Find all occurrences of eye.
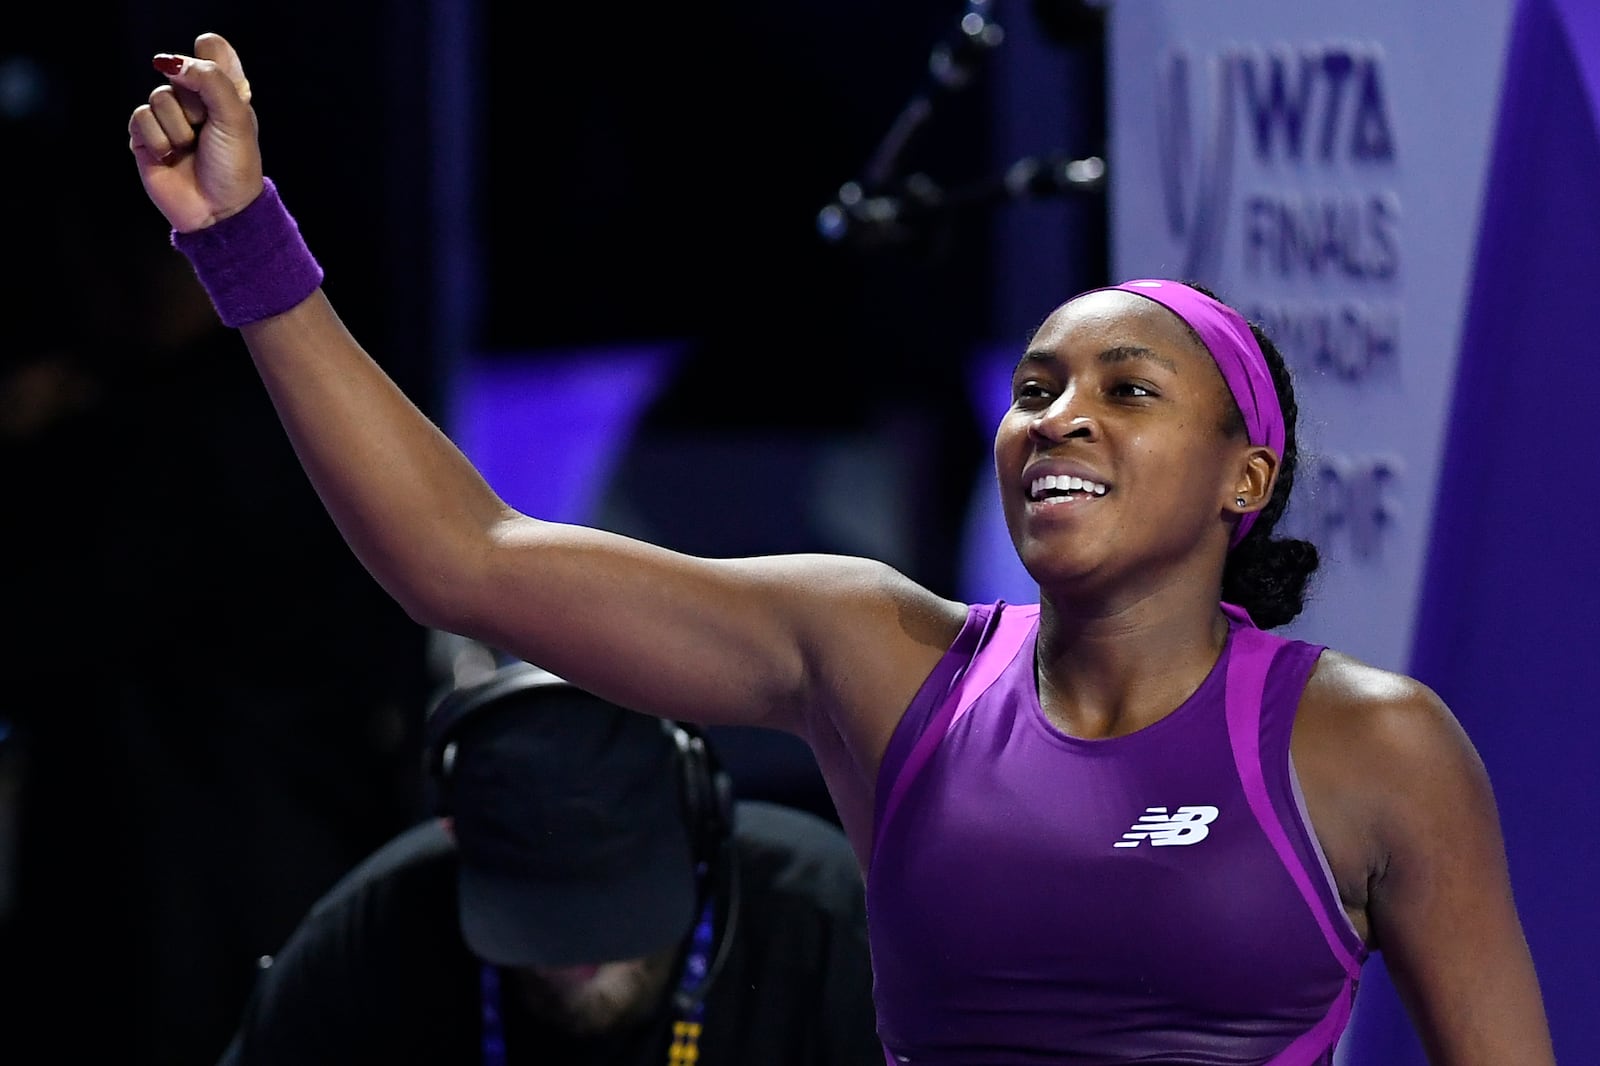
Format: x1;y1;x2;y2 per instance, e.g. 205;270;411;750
1108;379;1157;400
1011;378;1055;407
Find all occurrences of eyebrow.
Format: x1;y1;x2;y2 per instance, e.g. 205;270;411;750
1014;344;1179;374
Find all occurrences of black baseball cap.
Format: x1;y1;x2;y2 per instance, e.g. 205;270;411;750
431;665;698;969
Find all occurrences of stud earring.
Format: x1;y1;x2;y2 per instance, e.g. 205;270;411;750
1235;496;1248;508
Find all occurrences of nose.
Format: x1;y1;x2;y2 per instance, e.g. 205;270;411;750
1028;388;1098;445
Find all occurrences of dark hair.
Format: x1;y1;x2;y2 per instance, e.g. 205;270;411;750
1183;283;1320;629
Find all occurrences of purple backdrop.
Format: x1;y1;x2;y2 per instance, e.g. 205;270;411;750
1395;1;1600;1061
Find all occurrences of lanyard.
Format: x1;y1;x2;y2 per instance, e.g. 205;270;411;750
480;962;508;1066
668;897;716;1064
480;895;718;1066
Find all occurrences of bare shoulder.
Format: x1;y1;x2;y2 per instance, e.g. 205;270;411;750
1300;648;1467;754
799;553;971;733
757;554;970;867
763;551;969;655
1295;649;1496;858
742;551;968;732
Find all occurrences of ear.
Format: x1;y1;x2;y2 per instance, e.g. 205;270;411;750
1230;446;1280;515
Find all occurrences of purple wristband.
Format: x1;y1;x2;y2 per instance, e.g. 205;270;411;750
170;177;324;328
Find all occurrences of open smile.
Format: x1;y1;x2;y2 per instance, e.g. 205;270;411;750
1028;474;1109;504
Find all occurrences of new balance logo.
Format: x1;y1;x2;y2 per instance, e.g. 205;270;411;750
1114;805;1220;848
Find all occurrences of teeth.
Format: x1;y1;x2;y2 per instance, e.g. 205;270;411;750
1030;474;1109;500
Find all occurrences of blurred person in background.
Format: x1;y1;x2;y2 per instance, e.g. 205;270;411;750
217;661;879;1065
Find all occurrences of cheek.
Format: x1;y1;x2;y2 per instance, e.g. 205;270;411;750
1125;426;1213;499
1147;426;1237;499
993;414;1027;465
1143;418;1212;460
1123;427;1169;468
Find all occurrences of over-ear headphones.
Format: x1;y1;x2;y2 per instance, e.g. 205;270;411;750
660;716;736;874
423;662;736;873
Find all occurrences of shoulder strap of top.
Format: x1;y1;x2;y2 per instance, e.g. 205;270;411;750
871;601;1016;861
1224;624;1362;980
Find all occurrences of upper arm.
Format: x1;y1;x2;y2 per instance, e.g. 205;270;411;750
454;514;965;746
1346;674;1554;1064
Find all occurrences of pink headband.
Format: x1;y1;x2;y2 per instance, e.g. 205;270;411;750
1078;279;1285;546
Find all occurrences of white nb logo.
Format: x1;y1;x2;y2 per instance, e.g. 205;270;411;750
1113;805;1219;848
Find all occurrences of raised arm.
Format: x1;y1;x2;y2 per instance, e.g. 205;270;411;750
126;34;964;754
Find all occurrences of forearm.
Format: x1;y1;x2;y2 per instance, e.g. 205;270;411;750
242;290;513;629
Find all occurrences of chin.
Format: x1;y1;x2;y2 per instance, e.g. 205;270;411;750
1016;534;1096;580
513;954;675;1036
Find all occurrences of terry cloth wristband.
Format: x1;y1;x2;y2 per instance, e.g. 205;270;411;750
170;177;324;328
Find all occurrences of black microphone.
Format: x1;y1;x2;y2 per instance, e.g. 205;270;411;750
816;173;947;249
817;154;1105;248
1002;152;1107;199
854;0;1007;195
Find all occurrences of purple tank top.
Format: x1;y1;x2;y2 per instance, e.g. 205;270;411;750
868;602;1367;1065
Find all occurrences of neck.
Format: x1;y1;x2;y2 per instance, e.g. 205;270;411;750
1033;588;1232;739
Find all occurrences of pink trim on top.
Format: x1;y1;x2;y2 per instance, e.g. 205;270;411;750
1261;981;1355;1066
1224;624;1362;981
871;604;1036;867
1289;758;1366;953
950;603;1040;729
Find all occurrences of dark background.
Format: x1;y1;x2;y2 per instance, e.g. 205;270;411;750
0;2;1106;1062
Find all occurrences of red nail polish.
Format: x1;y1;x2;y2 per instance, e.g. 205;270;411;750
152;55;184;76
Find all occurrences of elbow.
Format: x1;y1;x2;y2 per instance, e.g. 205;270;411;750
377;511;532;644
392;567;482;637
398;591;460;635
386;534;508;641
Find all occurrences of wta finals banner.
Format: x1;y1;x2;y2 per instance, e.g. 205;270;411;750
1107;0;1513;671
1111;3;1600;1062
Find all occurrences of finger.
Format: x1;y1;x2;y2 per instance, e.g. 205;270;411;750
150;49;251;130
193;32;252;105
129;102;181;166
148;56;206;126
172;84;207;127
129;107;164;167
146;85;200;152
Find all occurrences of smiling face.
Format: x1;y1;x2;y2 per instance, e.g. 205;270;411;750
994;289;1262;601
